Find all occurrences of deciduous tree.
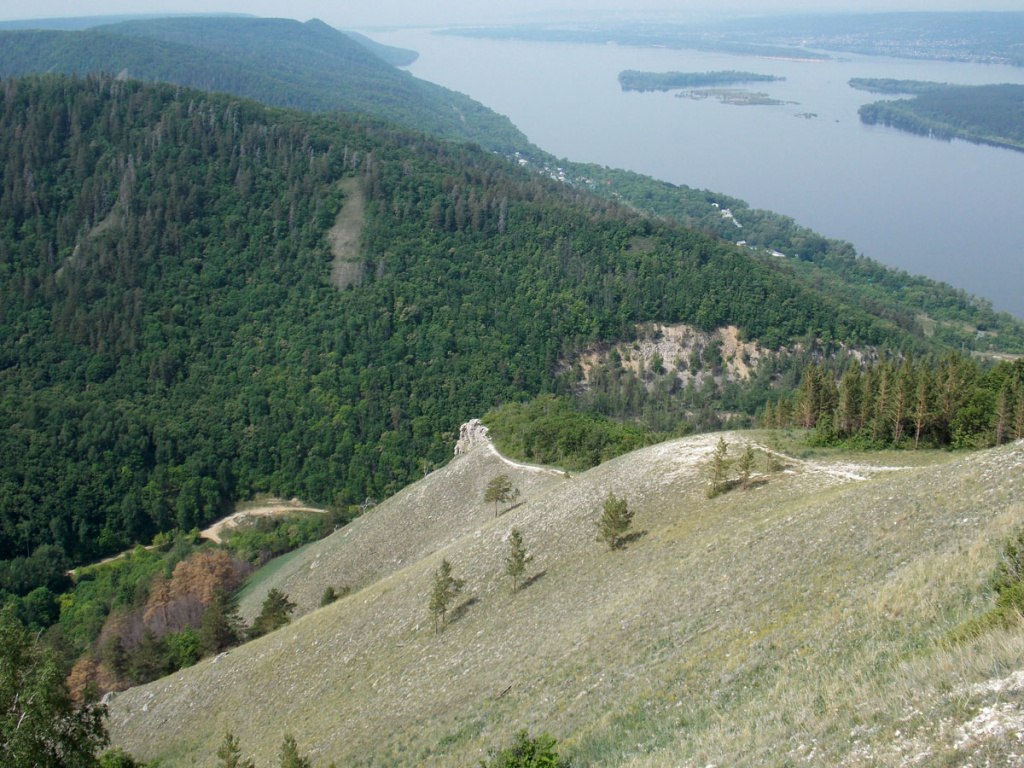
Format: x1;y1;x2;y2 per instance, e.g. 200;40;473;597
0;604;109;768
480;729;569;768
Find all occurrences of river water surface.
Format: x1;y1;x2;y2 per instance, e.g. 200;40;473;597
373;28;1024;319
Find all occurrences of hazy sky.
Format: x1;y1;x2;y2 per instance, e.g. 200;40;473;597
2;0;1023;27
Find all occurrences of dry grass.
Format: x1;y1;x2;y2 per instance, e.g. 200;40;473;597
107;435;1024;767
328;178;365;291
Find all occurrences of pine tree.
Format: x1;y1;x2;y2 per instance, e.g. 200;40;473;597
836;366;862;438
872;360;894;443
775;397;793;429
320;586;350;606
859;363;878;435
738;444;755;489
504;528;532;594
994;382;1013;446
890;360;916;445
278;734;312;768
706;436;730;497
596;492;634;550
199;588;244;656
249;589;296;640
797;364;822;430
129;629;171;685
1013;383;1024;441
484;474;518;517
428;559;465;634
912;365;934;449
216;732;255;768
935;353;974;445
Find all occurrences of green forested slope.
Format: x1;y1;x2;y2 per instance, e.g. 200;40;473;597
0;29;285;98
340;29;418;67
564;161;1024;349
0;74;928;574
1;16;1017;345
0;17;527;153
859;82;1024;153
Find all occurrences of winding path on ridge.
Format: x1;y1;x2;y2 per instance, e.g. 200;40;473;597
483;440;568;476
71;433;912;575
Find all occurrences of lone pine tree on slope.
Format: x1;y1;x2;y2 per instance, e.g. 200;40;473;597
484;474;519;517
428;558;465;634
504;527;533;593
248;588;296;639
216;732;255;768
706;435;730;497
596;492;634;550
738;444;755;489
279;734;314;768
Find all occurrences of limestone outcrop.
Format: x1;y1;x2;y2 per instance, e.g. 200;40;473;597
454;419;489;455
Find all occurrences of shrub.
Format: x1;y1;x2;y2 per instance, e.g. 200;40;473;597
480;729;569;768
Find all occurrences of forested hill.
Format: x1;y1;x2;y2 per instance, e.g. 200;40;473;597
858;83;1024;154
2;17;1020;346
0;17;526;153
0;74;931;576
340;29;418;67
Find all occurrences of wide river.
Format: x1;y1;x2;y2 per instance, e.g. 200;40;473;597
372;28;1024;320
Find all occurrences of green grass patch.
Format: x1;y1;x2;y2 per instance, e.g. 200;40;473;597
235;542;319;605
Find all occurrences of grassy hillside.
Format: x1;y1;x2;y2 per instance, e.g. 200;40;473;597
236;443;568;623
0;17;528;153
107;434;1024;766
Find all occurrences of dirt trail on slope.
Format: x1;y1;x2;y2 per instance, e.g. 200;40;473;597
647;432;914;484
328;177;365;290
70;500;329;574
200;498;327;544
484;441;568;476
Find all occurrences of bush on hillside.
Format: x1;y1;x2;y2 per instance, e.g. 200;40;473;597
949;527;1024;642
480;730;570;768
